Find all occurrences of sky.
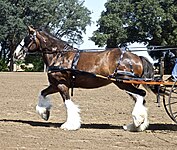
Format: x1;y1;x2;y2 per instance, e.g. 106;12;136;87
79;0;107;49
79;0;154;63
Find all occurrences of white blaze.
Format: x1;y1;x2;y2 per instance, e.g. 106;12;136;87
14;39;25;57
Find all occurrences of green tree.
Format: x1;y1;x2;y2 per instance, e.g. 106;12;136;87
91;0;130;48
0;59;8;71
0;0;91;71
91;0;177;50
24;54;44;72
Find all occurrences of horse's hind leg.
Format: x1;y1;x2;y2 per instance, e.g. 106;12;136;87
123;92;149;132
114;83;149;131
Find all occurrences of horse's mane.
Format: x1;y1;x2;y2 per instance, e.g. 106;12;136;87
40;29;73;49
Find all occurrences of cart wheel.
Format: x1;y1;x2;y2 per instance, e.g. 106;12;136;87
161;86;175;122
167;81;177;123
163;95;176;123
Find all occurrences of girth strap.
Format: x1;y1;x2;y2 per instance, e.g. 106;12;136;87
70;50;81;96
71;50;80;69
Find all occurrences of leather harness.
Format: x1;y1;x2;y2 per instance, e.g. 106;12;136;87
48;49;137;96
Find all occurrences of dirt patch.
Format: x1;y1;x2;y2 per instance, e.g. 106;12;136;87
0;72;177;149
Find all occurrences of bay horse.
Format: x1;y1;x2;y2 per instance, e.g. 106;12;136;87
14;26;154;132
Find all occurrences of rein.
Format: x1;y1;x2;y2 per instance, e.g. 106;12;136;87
41;48;107;54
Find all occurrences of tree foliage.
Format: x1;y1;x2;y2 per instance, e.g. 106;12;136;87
0;0;91;71
24;54;44;72
91;0;177;51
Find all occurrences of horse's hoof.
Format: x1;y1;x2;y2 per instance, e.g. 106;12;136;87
42;110;50;121
60;122;80;131
123;125;128;131
36;105;50;121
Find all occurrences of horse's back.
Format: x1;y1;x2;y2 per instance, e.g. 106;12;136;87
76;48;121;76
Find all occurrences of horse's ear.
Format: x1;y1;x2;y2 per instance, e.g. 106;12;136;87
28;26;36;34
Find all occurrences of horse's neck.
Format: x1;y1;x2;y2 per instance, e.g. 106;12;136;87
40;39;64;66
42;52;73;68
42;53;56;66
39;32;74;67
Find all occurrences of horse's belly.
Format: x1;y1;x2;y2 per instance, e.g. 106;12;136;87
74;76;112;89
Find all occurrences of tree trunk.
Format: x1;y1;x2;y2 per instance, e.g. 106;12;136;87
9;43;15;72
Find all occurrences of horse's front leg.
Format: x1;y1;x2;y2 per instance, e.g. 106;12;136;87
58;84;81;130
36;85;58;121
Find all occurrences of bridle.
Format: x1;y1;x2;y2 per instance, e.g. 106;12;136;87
27;31;40;51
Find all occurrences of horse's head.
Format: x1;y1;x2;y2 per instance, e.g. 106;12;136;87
14;26;41;59
14;26;75;60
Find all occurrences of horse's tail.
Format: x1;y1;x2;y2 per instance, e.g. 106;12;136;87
140;56;156;93
140;56;154;79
